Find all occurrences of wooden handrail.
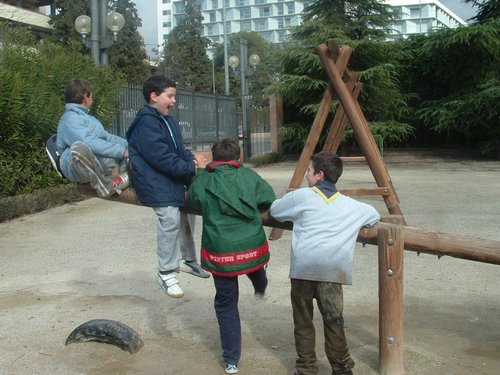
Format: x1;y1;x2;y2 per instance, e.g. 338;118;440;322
78;184;500;266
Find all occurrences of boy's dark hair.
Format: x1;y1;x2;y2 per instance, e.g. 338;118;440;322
211;138;240;162
142;75;176;102
310;152;343;183
64;79;92;104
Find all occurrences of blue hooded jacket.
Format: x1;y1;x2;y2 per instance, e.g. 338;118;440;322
126;105;196;207
56;103;127;182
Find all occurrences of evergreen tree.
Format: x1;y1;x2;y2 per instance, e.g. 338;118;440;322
49;0;89;45
213;32;273;103
400;20;500;156
108;0;150;83
267;0;413;153
464;0;500;23
159;0;212;92
302;0;397;40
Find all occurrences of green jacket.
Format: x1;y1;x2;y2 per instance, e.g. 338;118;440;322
187;161;276;277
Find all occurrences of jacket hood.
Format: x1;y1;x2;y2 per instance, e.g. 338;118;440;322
205;162;256;219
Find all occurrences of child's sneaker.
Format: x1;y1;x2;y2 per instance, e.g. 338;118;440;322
158;272;184;298
179;260;210;278
112;172;130;194
224;363;239;374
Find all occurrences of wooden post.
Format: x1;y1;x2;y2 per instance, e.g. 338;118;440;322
322;78;361;154
269;94;283;156
269;42;352;240
316;43;405;222
378;217;405;375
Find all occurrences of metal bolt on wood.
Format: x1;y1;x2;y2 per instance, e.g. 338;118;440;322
387;337;396;345
387;238;394;245
387;268;394;276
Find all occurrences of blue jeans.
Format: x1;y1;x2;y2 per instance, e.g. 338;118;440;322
213;267;267;364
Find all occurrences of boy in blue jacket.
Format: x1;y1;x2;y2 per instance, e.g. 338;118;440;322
126;75;209;298
56;79;129;198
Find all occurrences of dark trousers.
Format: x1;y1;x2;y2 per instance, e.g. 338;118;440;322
213;267;268;364
291;279;355;375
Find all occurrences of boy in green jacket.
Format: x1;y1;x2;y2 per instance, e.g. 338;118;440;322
188;138;276;374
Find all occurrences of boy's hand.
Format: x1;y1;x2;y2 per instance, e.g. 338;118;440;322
194;153;207;169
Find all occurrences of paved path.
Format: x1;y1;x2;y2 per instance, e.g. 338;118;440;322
1;151;499;374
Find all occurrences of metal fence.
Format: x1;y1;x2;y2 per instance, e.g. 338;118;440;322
112;83;271;155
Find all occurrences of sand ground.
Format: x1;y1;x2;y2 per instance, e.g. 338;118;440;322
1;150;499;375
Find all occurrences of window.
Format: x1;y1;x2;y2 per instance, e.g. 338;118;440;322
237;0;246;6
277;4;283;16
163;34;169;40
240;7;251;19
278;18;284;28
410;6;421;18
209;11;216;22
287;3;295;14
207;25;214;36
260;6;270;17
162;0;170;3
162;10;171;16
255;19;266;31
176;3;185;13
163;22;172;28
261;31;272;42
240;20;251;31
211;0;218;9
256;0;266;4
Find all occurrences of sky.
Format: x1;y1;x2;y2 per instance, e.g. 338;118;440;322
440;0;479;22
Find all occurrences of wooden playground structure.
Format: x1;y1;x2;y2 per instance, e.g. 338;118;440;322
76;40;500;375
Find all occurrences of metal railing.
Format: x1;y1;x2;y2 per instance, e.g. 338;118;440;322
112;83;271;156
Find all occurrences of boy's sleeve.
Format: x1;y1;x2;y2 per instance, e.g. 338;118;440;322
187;174;203;210
361;203;381;228
269;192;295;222
255;176;276;210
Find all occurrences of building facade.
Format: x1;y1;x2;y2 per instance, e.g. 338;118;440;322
0;0;53;33
143;0;467;57
383;0;466;39
150;0;309;53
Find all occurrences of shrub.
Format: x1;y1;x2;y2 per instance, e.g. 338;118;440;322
0;23;125;198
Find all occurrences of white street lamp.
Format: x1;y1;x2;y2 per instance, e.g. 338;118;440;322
74;15;91;42
74;0;125;65
105;11;125;41
229;39;260;162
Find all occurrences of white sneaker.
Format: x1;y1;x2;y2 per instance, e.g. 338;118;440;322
158;272;184;298
224;363;239;374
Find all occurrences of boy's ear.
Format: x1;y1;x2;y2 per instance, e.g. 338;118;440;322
150;92;158;103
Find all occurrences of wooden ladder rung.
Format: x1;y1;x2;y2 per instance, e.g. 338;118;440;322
340;187;392;196
340;156;366;162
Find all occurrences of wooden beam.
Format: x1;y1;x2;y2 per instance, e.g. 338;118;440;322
77;186;500;265
316;43;406;223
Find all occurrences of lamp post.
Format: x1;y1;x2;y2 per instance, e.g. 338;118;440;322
74;0;125;65
229;39;260;162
